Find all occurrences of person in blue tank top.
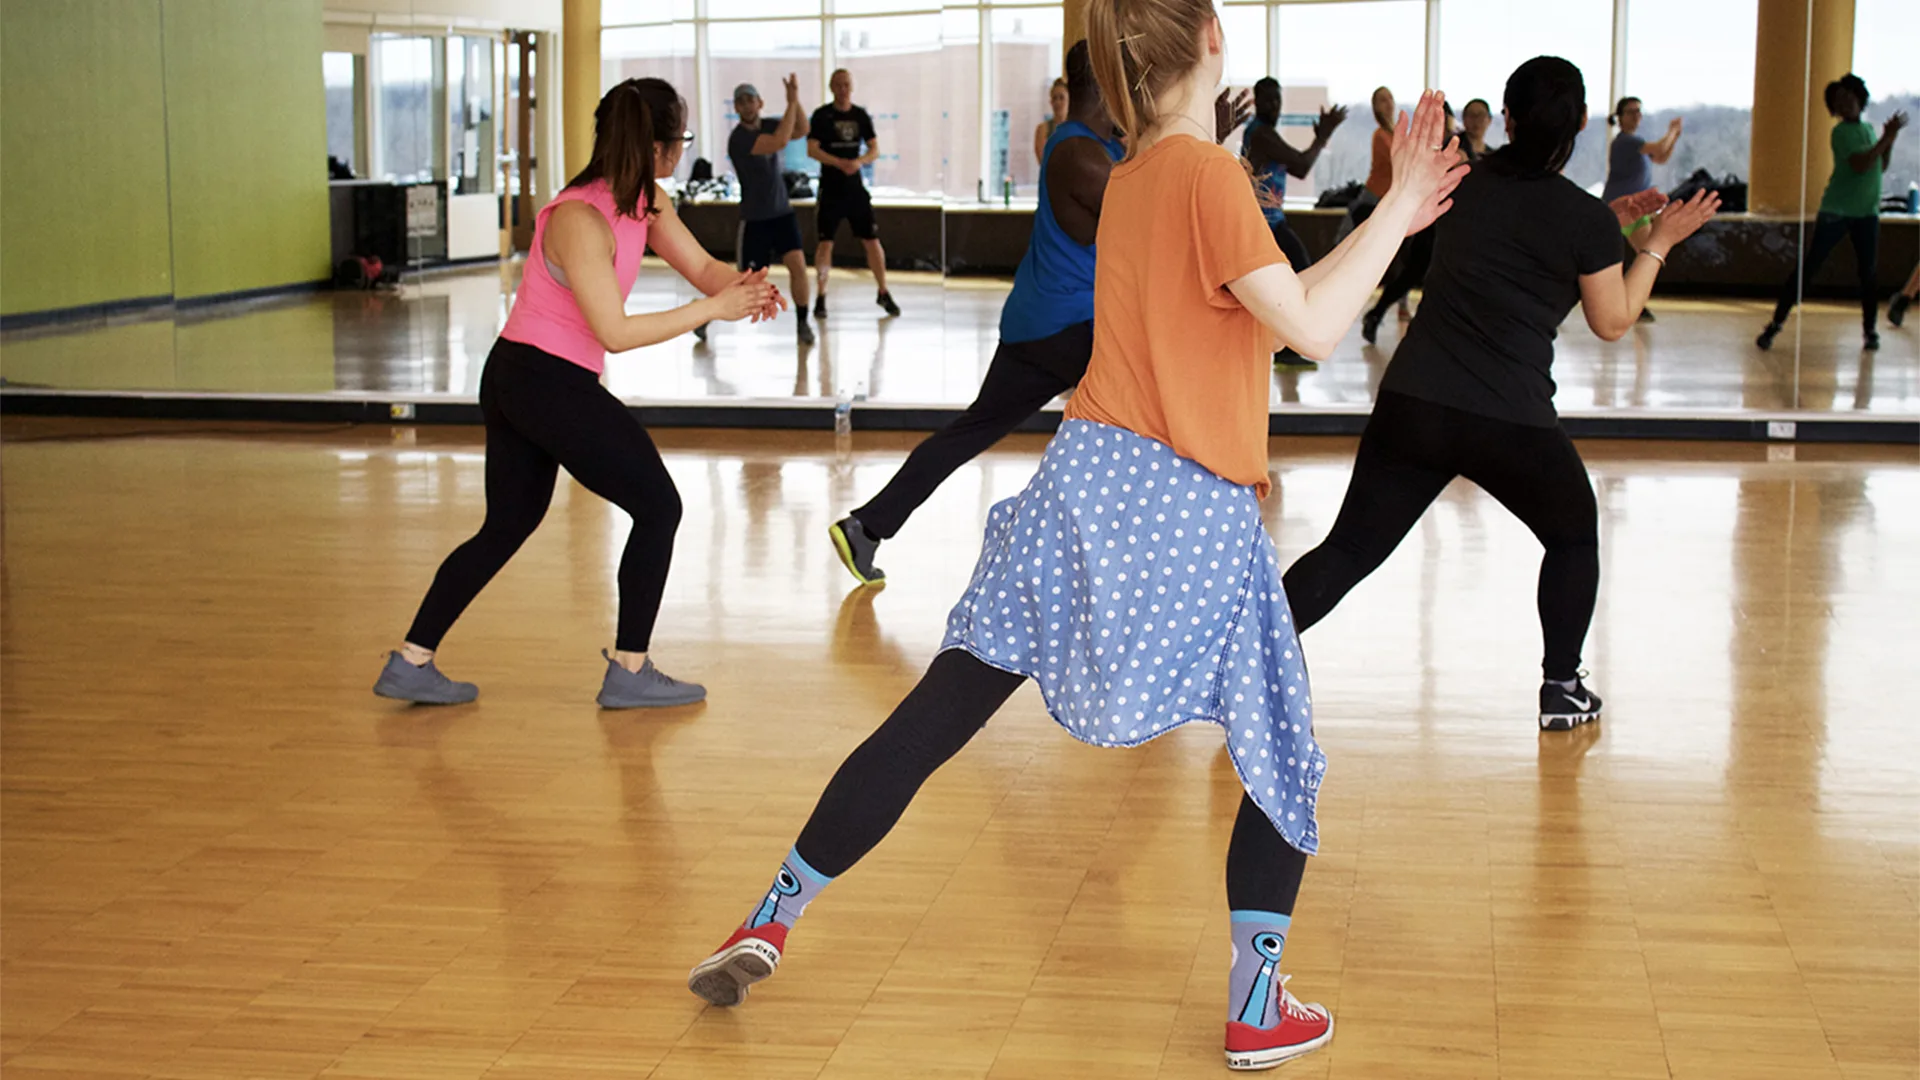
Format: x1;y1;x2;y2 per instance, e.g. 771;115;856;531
1241;78;1345;369
827;42;1251;584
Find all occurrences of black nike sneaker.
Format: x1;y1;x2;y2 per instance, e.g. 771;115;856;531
814;295;827;319
1539;676;1603;731
877;291;901;317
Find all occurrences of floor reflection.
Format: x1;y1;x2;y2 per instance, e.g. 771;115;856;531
4;262;1915;415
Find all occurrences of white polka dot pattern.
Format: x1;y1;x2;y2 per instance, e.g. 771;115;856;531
940;420;1326;855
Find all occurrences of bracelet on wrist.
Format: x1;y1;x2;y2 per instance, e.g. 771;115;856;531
1643;249;1668;268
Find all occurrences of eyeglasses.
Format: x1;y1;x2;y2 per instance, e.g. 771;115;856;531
680;131;695;147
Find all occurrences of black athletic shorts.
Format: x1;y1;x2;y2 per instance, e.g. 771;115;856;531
737;212;804;270
817;189;878;242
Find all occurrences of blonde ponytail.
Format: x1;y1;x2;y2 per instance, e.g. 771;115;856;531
1085;0;1216;159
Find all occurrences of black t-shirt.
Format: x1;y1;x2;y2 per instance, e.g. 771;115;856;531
808;104;876;199
1380;163;1622;427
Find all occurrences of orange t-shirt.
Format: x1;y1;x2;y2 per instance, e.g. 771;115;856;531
1365;126;1393;196
1065;135;1286;497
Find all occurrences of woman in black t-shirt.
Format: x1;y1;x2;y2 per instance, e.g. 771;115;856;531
1281;56;1719;731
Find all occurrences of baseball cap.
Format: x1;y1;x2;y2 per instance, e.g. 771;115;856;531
732;83;759;103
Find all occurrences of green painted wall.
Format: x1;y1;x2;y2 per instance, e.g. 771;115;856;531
0;0;174;316
161;0;329;300
0;0;329;317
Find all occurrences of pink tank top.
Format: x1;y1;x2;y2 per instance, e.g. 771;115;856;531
500;179;650;374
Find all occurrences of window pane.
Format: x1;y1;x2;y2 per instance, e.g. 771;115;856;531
1622;0;1756;193
1220;4;1266;88
834;0;938;14
1277;1;1425;201
374;35;438;183
603;25;698;179
1854;0;1920;198
1440;0;1613;190
710;20;823;183
990;6;1062;197
450;36;496;194
710;0;819;17
324;52;358;176
604;0;692;24
833;15;943;196
943;10;981;200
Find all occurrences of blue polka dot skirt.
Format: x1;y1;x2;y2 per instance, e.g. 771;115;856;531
940;420;1327;856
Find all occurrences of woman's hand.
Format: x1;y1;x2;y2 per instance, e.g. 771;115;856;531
1646;188;1721;254
1391;91;1470;235
710;269;785;323
1609;187;1669;229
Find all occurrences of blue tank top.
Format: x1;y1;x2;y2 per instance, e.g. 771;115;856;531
998;120;1126;344
1245;116;1288;225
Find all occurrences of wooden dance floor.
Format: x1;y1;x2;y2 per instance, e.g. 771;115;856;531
2;419;1915;1079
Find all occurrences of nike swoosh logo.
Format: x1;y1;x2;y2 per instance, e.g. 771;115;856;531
1565;694;1593;711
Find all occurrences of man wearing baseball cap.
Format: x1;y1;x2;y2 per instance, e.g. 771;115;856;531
728;75;813;344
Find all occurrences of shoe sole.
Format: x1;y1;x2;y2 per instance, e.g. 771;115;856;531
1539;709;1601;731
1225;1018;1334;1070
372;680;476;705
828;523;884;586
597;691;707;709
687;937;781;1008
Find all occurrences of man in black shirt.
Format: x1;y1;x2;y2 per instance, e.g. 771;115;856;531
807;68;900;318
728;76;813;344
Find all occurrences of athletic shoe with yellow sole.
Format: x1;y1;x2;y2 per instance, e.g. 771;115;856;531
829;515;886;585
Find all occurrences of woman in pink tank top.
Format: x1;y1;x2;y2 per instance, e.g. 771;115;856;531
375;78;786;710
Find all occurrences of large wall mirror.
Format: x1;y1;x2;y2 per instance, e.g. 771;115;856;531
0;0;1913;439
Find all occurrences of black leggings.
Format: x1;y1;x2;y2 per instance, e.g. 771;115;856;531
1269;217;1313;272
1772;213;1880;329
1282;391;1599;681
1367;228;1436;323
854;321;1092;539
794;649;1307;914
406;340;682;653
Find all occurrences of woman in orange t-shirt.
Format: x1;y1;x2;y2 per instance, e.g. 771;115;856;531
689;1;1464;1067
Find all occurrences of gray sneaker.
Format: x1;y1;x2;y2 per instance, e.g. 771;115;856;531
373;651;478;704
828;515;886;585
597;650;707;708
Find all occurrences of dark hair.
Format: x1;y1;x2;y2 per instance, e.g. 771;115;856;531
1609;95;1640;126
1488;56;1586;176
1064;40;1098;109
1824;73;1868;115
1463;97;1492;119
568;78;684;219
1254;76;1280;97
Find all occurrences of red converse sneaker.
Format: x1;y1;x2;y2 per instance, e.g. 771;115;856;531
1224;975;1333;1070
687;923;787;1007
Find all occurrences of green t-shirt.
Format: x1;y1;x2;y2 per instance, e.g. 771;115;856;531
1820;120;1882;217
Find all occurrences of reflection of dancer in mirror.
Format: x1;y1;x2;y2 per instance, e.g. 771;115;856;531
1889;262;1919;328
1603;96;1682;323
1459;97;1493;160
1242;77;1346;370
690;2;1470;1072
808;69;900;319
373;78;783;709
1757;75;1906;353
1035;76;1069;165
1281;57;1719;734
728;75;814;345
1361;100;1460;346
826;43;1249;585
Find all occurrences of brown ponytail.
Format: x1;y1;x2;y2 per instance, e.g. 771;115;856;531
1086;0;1215;159
569;77;684;219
